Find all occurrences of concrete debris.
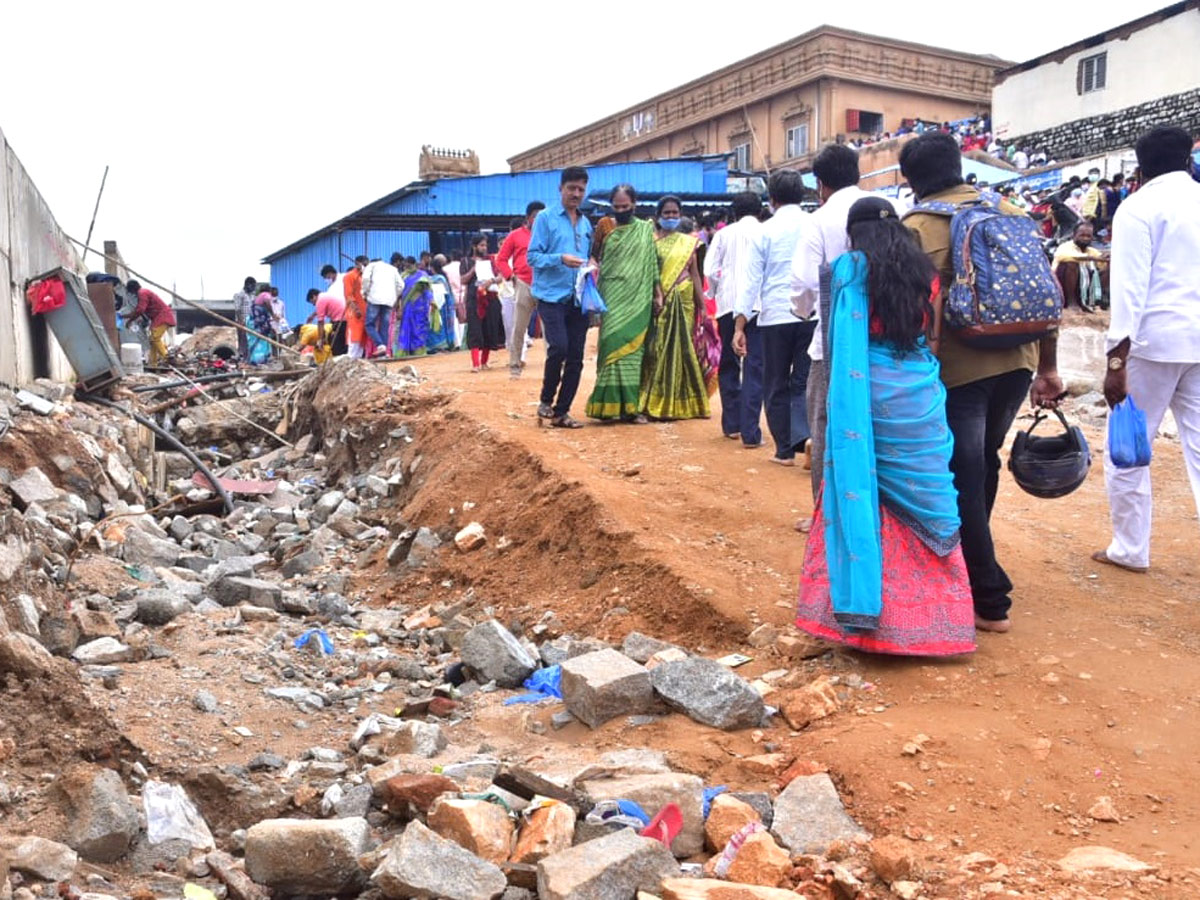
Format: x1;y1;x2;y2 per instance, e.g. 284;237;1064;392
372;820;508;900
72;636;134;665
560;648;653;728
461;619;537;688
428;796;515;864
244;817;371;895
770;773;869;853
538;827;679;900
649;657;765;730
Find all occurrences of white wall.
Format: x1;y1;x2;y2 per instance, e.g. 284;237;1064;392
1;126;80;386
992;8;1200;138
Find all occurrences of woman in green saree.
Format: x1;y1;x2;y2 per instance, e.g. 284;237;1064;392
585;184;661;422
640;195;711;420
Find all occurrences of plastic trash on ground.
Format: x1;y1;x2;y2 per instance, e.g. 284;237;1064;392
502;664;563;705
144;780;215;849
294;628;335;654
713;821;766;877
702;785;728;819
585;798;651;830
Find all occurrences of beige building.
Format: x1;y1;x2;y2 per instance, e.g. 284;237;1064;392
508;26;1006;173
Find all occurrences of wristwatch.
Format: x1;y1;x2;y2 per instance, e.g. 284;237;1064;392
1108;356;1125;371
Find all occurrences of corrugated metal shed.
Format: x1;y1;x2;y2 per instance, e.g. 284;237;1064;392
264;156;728;323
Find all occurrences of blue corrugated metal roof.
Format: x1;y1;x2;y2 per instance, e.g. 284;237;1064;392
262;156;729;263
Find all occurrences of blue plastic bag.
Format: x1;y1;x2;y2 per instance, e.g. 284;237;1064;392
294;628;335;655
1108;396;1152;469
502;665;562;705
578;270;608;315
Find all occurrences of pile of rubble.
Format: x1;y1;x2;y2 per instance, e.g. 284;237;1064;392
0;361;1174;900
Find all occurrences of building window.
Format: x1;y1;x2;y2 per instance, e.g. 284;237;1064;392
785;124;809;159
1078;52;1107;94
731;141;751;171
845;109;884;135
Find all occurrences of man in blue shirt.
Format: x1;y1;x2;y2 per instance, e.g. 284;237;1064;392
528;166;594;428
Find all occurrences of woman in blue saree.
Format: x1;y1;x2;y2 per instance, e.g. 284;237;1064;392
795;197;974;656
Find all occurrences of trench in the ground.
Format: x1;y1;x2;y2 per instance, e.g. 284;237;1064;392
296;383;743;650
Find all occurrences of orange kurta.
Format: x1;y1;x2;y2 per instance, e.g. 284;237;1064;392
343;268;367;345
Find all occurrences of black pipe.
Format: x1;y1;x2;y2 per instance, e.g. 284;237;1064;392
79;394;235;516
130;369;312;393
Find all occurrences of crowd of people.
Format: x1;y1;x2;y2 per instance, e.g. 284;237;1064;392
219;124;1198;663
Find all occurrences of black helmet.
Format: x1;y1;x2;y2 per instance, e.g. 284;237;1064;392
1009;408;1091;499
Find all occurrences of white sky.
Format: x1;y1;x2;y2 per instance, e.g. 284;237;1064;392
0;0;1167;299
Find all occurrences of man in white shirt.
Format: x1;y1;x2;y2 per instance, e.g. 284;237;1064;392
790;143;882;497
1096;126;1200;574
360;253;405;357
704;191;764;446
732;170;813;466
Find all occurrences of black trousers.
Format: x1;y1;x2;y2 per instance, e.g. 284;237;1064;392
760;319;816;460
944;368;1032;621
538;300;589;417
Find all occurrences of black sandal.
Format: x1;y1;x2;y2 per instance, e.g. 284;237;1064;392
551;415;583;429
537;403;554;419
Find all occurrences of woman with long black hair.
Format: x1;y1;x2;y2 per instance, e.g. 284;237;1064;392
794;196;975;656
461;235;506;371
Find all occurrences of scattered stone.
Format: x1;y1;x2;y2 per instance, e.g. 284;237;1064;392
870;835;918;884
168;516;194;542
620;632;681;664
775;634;828;660
135;590;192;626
211;576;281;609
193;690;218;714
381;773;460;814
660;879;799;900
207;849;270;900
891;881;922;900
244;817;370;895
53;765;139;863
537;827;679;900
10;467;60;507
581;772;704;857
511;802;576;864
383;720;448;758
724;831;792;888
1087;796;1121;822
124;528;182;569
13;593;40;636
770;774;868;853
461;619;538;688
730;792;774;830
645;647;689;669
265;685;325;708
777;675;841;730
650;657;764;731
738;754;792;777
705;794;761;852
561;648;653;728
72;637;133;665
746;623;779;648
406;527;443;568
372;820;507;900
550;711;576;730
1057;845;1155;874
313;491;346;522
248;753;286;772
1;834;79;881
428;796;515;864
454;522;487;552
333;784;373;819
282;550;322;578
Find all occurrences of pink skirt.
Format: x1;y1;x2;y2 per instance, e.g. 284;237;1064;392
796;503;976;656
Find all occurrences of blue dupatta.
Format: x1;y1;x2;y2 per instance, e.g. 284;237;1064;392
823;251;961;631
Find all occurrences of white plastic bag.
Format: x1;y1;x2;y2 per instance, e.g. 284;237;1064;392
143;780;215;849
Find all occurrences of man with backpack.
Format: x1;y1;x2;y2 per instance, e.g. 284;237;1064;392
900;133;1064;635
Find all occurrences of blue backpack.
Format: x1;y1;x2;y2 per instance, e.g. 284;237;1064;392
907;191;1062;349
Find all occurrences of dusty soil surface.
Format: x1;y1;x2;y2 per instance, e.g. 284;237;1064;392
366;336;1200;878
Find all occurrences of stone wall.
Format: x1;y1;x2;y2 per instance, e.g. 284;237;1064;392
1007;88;1200;162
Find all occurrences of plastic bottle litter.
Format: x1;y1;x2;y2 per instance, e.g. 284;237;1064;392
143;780;215;849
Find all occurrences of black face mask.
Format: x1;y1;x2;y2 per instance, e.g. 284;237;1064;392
613;209;635;225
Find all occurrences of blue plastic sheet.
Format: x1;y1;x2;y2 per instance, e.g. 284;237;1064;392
502;665;562;705
578;271;608;315
702;785;728;819
1108;396;1152;469
294;628;335;655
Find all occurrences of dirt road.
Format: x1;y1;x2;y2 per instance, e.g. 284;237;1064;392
390;336;1200;875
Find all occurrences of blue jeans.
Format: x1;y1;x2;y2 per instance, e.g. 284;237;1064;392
761;319;815;460
717;313;763;445
944;368;1032;621
365;303;390;349
538;300;589;417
